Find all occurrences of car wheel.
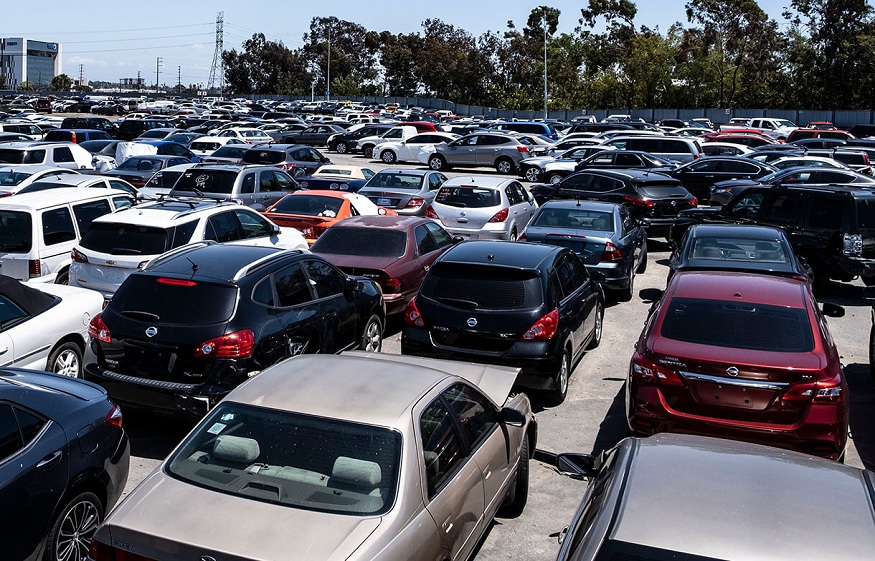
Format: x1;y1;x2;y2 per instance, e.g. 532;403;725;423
869;323;875;380
509;227;518;241
636;239;648;273
359;314;383;352
618;268;634;302
587;300;604;350
336;142;349;154
43;491;104;561
499;433;529;518
547;172;564;185
362;145;374;159
428;155;447;171
495;157;515;175
524;166;542;182
381;150;397;164
547;348;570;405
55;269;69;285
48;342;82;378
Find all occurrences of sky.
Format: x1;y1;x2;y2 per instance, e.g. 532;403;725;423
1;0;795;87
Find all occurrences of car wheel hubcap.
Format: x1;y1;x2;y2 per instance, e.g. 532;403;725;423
558;354;568;394
525;168;540;181
549;175;562;185
56;501;99;561
595;307;603;341
54;350;79;377
365;321;381;351
498;161;511;173
382;152;394;163
337;144;347;153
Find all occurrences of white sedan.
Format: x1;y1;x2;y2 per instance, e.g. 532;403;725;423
373;132;459;164
0;277;103;377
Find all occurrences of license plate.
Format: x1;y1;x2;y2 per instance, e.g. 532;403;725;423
377;198;392;206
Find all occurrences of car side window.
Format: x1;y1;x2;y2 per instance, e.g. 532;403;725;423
761;194;801;226
240;173;256;194
170;220;198;249
53;147;74;163
72;199;112;234
274;263;312;307
0;404;22;460
565;449;619;559
41;207;76;245
691;160;720;172
727;192;765;218
425;222;453;248
420;399;465;497
112;195;135;209
721;160;759;174
274;172;297;192
620;207;634;233
568;252;589;283
505;185;523;205
806;196;844;229
616;153;641;166
563;174;592;190
442;384;498;450
428;173;446;190
109;180;136;196
555;256;579;298
259;170;277;192
235;209;273;239
205;211;243;242
414;224;438;256
252;277;275;307
304;259;346;299
0;294;28;328
15;408;45;445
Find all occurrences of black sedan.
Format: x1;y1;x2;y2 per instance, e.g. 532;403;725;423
661;156;776;202
0;370;129;561
668;223;808;280
573;150;676;173
520;200;647;301
709;166;875;206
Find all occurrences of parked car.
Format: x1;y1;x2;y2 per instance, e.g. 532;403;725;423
553;433;875;561
138;163;196;197
419;132;533;174
518;146;612;183
201;144;251;165
162;131;204;146
280;124;348;146
0;142;96;170
628;270;847;459
402;240;604;403
488;120;560;141
599;135;703;163
88;352;535;561
661;156;777;202
358;169;448;216
786;128;855;143
116;118;175;141
700;141;752;156
241;143;331;177
0;368;129;561
14;173;138;197
357;123;441;158
372;132;459;164
769;155;851;171
69;199;307;298
43;129;112;144
60;116;119;137
170;164;301;210
263;191;397;244
520;200;647;301
135;140;200;162
85;244;385;416
326;123;394;154
189;136;247;157
0;165;79;196
573;150;677;173
103;155;192;188
0;188;135;284
312;215;456;314
708;166;875;206
215;127;275;145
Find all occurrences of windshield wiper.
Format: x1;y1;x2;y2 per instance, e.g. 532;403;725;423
435;297;479;309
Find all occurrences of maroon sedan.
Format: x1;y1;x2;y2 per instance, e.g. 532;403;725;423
627;271;848;460
310;215;456;314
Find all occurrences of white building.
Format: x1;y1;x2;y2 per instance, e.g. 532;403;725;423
0;38;62;89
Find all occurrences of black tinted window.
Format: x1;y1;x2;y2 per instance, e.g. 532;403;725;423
42;207;76;245
206;212;243;243
174;170;238;194
15;408;46;445
421;399;465;497
857;199;875;229
110;276;237;324
0;211;32;253
415;225;437;255
79;223;169;255
311;227;406;258
435;186;501;208
275;263;312;307
423;263;541;310
305;260;345;299
0;294;28;327
243;150;284;165
53;147;74;163
807;197;844;229
0;405;22;460
442;384;497;449
72;199;112;234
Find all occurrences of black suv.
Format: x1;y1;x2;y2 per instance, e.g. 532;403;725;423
85;243;385;416
669;185;875;291
240;143;330;177
116;118;174;141
60;116;119;138
327;123;393;154
401;240;604;404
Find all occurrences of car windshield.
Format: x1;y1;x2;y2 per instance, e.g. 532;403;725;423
0;170;33;186
365;172;424;190
166;402;401;516
173;170;238;194
690;237;790;264
0;211;32;252
660;297;814;352
271;195;343;217
118;158;161;172
109;275;237;324
312;227;407;258
79;223;176;256
435;186;501;208
532;208;614;232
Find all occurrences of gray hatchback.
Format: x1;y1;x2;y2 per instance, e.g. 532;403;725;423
419;132;532;174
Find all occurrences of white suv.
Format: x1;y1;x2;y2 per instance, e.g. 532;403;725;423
68;198;308;297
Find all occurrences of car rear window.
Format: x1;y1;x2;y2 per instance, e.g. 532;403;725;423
532;208;614;232
173;170;238;194
636;182;689;198
660;297;814;352
365;172;424;190
422;262;541;310
0;149;43;164
311;227;406;258
0;170;34;187
435;186;501;208
242;150;284;165
78;223;192;255
271;195;343;217
210;146;249;158
191;141;221;152
110;275;237;324
0;211;32;252
166;402;401;516
691;237;789;264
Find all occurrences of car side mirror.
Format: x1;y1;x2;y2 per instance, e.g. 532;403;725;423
344;276;359;292
556;453;597;479
822;303;845;318
452;235;464;244
589;270;606;284
501;407;526;427
271;223;281;235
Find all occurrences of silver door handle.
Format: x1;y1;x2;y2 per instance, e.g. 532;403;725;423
37;450;62;469
443;517;453;533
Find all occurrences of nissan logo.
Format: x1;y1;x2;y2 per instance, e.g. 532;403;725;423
726;366;740;377
145;326;158;338
201;556;217;561
466;317;478;328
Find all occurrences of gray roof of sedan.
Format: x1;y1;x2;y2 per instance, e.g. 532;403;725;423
538;200;620;212
441;240;559;270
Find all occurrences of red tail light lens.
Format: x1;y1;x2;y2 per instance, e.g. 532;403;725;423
425;206;439;219
404;298;426;327
814;374;844;403
516;146;529;153
88;314;111;344
690;196;698;207
630;355;684;386
104;403;123;428
521;309;558;341
28;259;41;278
405;197;425;209
488;208;509;223
623;196;655;208
382;277;401;292
195;329;255;359
601;242;623;262
157;278;197;287
71;247;89;264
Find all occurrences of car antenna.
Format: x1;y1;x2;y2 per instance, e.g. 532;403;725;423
186;257;199;274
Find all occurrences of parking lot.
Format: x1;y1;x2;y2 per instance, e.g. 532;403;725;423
118;149;875;561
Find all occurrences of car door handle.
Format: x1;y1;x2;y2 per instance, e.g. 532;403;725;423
443;517;454;534
482;465;492;480
37;450;62;470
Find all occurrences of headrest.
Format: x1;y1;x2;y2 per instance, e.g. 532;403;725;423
212;435;260;464
331;456;381;487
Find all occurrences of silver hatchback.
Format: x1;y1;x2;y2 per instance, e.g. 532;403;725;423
419;132;532;174
426;176;538;240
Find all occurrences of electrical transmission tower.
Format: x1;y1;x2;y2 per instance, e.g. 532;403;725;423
207;11;224;94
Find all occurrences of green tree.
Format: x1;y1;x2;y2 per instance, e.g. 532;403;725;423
303;17;381;96
18;81;35;91
416;19;490;103
377;31;423;96
223;33;311;95
50;73;73;91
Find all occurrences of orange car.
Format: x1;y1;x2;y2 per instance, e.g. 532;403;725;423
263;191;397;243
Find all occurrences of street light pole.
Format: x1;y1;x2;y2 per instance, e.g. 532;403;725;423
326;26;331;101
543;14;548;120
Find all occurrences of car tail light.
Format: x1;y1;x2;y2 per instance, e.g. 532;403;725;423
28;259;41;278
425;206;440;219
89;538;157;561
516;146;529;153
623;196;655;208
157;277;197;287
278;162;296;172
381;277;401;292
195;329;255;359
630;355;684;386
404;298;426;327
0;192;12;198
312;225;328;239
521;309;558;341
813;374;844;404
843;233;862;256
104;403;123;428
405;197;425;209
601;242;623;262
689;196;698;207
488;208;509;223
71;247;89;264
302;227;314;238
88;314;111;344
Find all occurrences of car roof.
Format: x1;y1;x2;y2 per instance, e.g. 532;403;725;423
26;174;109;187
0;187;129;208
688;223;787;240
612;433;875;559
442;240;559;270
143;243;291;282
539;199;619;212
440;175;516;189
94;199;246;226
670;271;807;308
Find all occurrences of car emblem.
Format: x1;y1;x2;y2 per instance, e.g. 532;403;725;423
145;326;158;338
460;211;467;217
671;200;677;207
466;317;478;328
201;557;217;561
726;366;739;377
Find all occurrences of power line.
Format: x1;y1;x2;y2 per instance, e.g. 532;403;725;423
1;23;212;35
57;33;213;45
64;42;211;54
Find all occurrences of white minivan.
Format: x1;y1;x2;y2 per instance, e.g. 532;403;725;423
0;188;135;284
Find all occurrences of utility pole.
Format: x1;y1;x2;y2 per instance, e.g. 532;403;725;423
326;26;331;100
543;14;548;120
177;66;181;94
78;64;84;90
155;57;162;93
207;12;224;94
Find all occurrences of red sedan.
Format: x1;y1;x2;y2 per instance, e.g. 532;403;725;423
627;271;848;460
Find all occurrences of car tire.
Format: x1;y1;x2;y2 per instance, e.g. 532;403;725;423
381;150;397;164
509;227;518;241
587;301;604;350
524;166;542;182
359;314;383;352
336;142;349;154
499;433;529;518
54;269;69;285
362;145;374;159
547;172;564;185
547;348;570;405
636;239;648;273
495;157;515;175
47;342;83;378
428;155;447;171
43;491;104;561
618;269;634;302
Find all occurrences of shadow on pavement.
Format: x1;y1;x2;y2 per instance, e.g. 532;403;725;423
590;381;629;456
845;362;875;470
124;409;196;461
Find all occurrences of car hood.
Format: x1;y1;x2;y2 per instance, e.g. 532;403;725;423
101;471;383;561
